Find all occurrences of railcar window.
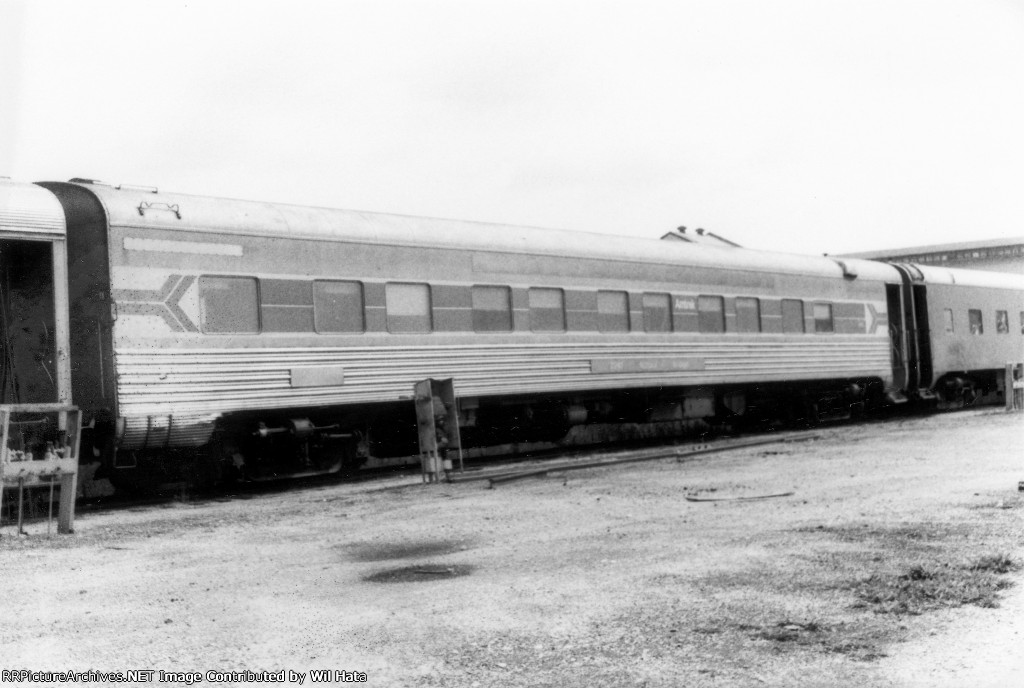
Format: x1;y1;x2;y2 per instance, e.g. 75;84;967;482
1020;311;1024;335
528;288;565;332
314;281;365;333
260;279;314;332
642;293;672;332
385;283;432;333
597;291;629;332
781;299;805;334
943;308;954;333
735;297;761;333
813;303;834;333
968;309;983;335
471;285;513;332
996;310;1009;334
697;295;725;333
198;276;259;334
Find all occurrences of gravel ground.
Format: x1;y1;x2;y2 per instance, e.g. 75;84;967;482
1;408;1021;687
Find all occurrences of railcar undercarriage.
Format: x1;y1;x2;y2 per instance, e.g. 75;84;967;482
85;376;887;493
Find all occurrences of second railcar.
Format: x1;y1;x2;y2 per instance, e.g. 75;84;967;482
905;265;1023;403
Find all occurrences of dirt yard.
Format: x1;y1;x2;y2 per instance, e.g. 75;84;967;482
1;409;1022;687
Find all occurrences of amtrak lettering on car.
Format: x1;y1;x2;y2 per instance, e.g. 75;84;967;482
591;358;707;374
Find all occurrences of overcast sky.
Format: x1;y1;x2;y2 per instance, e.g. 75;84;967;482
2;0;1023;255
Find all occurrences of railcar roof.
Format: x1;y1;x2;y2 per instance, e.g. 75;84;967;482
914;264;1024;290
62;181;901;283
1;179;66;237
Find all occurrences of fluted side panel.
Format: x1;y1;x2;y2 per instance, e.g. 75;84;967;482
114;340;890;448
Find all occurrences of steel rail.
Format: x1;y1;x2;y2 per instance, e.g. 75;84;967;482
442;432;822;488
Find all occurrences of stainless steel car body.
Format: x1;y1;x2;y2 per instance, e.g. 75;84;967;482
25;182;903;449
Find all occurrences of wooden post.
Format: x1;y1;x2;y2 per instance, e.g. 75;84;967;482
414;378;461;482
57;470;77;534
0;405;81;535
414;379;441;482
1007;364;1015;412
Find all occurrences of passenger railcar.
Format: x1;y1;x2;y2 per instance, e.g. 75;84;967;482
0;178;1021;488
903;265;1023;402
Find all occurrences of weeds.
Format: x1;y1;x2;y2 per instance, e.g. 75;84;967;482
746;620;887;661
855;555;1018;615
969;553;1019;574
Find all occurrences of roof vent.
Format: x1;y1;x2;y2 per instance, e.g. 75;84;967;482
660;228;741;248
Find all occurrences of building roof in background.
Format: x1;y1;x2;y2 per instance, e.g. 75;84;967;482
839;237;1024;260
837;236;1024;275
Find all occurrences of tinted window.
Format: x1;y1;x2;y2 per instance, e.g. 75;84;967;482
472;285;512;332
386;283;432;333
782;299;805;334
528;288;565;332
314;281;364;333
813;303;834;333
597;291;629;332
996;310;1009;334
199;276;259;333
260;279;314;332
697;295;725;333
642;293;672;332
969;309;983;335
943;308;954;333
735;297;761;333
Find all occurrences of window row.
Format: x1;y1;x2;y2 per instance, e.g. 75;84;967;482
199;278;565;335
943;308;1024;335
201;278;366;334
197;276;839;335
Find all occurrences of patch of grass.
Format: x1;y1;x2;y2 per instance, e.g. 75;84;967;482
744;619;888;662
754;620;822;643
968;553;1019;574
691;626;722;635
798;522;968;546
694;521;1023;668
968;496;1022;511
823;639;888;662
855;555;1018;615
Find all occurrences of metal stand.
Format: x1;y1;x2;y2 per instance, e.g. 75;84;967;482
0;404;82;535
414;378;463;483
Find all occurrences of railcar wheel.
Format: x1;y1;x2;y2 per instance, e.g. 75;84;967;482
338;435;367;473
